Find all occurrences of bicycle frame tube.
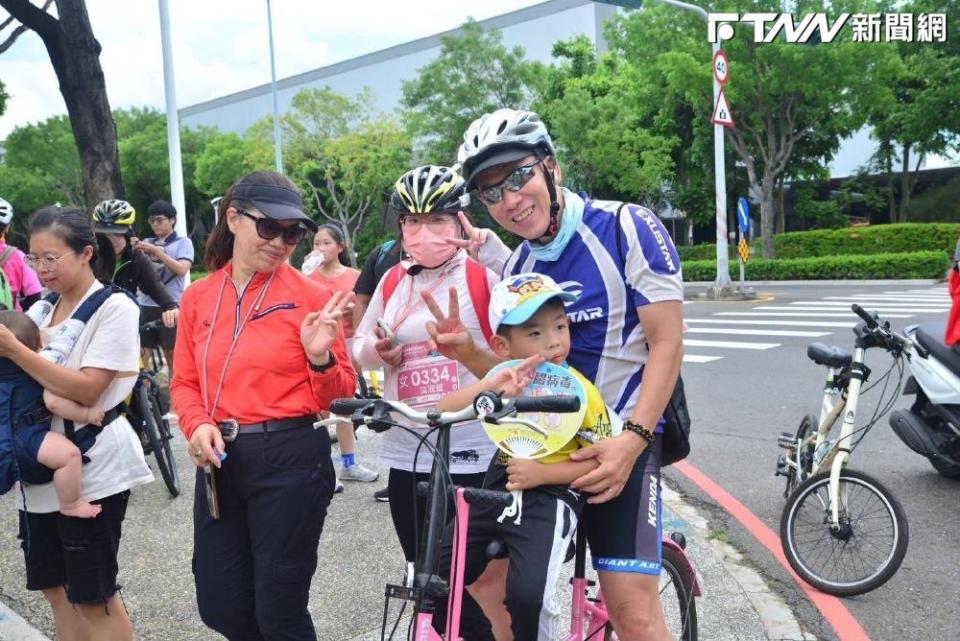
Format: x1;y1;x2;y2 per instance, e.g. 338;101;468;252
445;489;470;641
828;346;867;526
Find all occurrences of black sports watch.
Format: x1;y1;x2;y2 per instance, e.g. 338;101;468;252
623;421;656;446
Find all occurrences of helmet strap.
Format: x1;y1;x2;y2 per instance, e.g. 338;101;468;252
537;157;561;243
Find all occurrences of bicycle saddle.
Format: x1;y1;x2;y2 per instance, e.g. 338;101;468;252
806;342;852;369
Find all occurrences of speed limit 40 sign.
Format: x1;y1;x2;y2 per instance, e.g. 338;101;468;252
713;49;730;85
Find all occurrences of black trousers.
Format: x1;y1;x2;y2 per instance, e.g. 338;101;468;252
192;427;336;641
433;488;579;641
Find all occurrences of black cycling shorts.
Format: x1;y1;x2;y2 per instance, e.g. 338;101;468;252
583;439;662;574
140;305;176;350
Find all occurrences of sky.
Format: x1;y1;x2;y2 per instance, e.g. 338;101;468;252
0;0;544;139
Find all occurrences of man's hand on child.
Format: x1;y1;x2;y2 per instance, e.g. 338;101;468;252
505;457;544;491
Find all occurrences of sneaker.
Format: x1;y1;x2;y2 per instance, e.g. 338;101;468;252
340;463;380;482
374;487;390;502
334;478;345;494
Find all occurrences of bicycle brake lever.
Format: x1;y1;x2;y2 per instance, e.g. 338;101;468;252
313;416;352;429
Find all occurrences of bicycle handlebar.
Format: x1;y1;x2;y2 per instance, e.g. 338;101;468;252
851;304;877;328
850;304;913;353
329;393;581;429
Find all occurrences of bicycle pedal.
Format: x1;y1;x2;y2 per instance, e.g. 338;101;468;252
778;432;796;449
775;454;789;477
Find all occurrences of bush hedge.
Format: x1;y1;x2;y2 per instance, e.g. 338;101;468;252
677;223;960;262
682;251;949;281
774;223;960;258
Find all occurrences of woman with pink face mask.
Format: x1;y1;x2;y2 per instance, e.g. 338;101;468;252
352;166;501;580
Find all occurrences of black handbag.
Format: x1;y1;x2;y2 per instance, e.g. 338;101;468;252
615;203;691;466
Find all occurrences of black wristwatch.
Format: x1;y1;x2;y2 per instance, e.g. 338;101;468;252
308;352;337;373
623;421;656;446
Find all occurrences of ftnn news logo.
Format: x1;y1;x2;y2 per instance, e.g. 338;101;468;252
707;12;948;44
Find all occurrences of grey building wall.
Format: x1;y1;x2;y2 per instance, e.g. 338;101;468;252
180;0;620;134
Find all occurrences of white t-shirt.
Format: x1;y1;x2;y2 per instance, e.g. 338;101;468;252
352;251;499;474
19;281;154;513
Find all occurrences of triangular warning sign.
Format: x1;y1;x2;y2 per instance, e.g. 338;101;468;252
712;89;735;128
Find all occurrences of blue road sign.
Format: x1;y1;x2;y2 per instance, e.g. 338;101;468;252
737;197;750;235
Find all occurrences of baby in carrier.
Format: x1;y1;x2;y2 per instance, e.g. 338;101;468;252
0;310;105;518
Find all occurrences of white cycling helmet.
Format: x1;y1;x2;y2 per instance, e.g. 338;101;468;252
0;197;13;225
457;109;561;239
457;109;556;187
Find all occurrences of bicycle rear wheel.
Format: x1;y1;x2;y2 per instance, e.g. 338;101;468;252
602;545;698;641
781;468;908;596
135;382;181;497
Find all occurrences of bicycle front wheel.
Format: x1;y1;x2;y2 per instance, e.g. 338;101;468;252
135;383;181;497
780;468;908;596
602;545;698;641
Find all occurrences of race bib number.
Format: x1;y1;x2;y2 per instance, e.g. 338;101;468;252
397;341;460;408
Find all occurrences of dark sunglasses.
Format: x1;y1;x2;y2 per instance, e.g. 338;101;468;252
477;162;539;205
237;209;306;245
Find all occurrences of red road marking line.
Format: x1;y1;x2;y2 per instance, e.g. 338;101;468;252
673;460;871;641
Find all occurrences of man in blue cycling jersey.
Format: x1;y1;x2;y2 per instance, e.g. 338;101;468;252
425;109;684;641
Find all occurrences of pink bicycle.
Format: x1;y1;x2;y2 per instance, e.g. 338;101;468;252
328;394;700;641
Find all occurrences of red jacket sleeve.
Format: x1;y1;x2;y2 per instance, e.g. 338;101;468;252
171;284;214;440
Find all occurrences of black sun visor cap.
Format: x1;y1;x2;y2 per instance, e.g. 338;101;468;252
232;182;318;232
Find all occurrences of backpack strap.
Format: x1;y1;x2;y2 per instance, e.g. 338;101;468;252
381;259;492;345
465;258;493;345
381;262;406;306
0;246;16;268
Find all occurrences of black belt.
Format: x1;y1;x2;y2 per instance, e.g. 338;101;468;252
230;415;316;436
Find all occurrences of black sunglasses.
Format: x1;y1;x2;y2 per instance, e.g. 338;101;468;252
476;162;539;205
237;209;306;245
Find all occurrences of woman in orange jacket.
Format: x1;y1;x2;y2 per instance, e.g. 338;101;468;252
171;171;355;641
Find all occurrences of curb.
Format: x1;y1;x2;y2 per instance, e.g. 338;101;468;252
0;602;50;641
662;483;816;641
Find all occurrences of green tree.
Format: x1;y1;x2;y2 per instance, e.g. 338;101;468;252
715;1;899;257
1;114;83;206
1;0;124;209
866;0;959;222
400;19;543;165
0;78;7;115
193;132;257;200
293;118;410;267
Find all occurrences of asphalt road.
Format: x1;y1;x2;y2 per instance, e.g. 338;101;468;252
674;281;958;641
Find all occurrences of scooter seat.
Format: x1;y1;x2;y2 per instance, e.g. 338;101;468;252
807;342;852;369
914;320;960;378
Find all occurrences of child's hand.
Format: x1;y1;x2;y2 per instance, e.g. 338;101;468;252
87;406;105;426
490;354;544;397
505;457;544;491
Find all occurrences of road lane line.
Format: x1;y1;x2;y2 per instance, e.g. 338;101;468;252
756;306;946;313
686;319;856;328
715;312;913;318
686;328;830;337
682;355;723;363
683;339;780;350
791;301;947;307
673;460;872;641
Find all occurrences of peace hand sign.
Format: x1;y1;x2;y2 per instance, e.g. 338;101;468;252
422;287;479;362
301;290;354;364
488;354;545;398
443;211;489;262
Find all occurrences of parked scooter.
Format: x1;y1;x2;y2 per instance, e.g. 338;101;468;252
889;319;960;478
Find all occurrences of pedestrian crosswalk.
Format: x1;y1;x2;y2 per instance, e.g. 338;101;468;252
682;285;950;365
